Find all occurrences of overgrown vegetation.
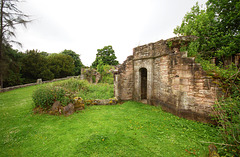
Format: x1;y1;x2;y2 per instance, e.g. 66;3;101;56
174;0;240;155
91;45;119;68
61;49;84;76
97;61;115;84
53;78;89;92
32;78;114;109
0;84;223;156
1;45;119;88
32;86;74;108
78;83;114;100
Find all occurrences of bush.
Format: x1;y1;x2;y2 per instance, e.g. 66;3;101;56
32;86;54;108
32;86;74;108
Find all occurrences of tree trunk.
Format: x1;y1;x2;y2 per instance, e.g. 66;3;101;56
0;0;4;88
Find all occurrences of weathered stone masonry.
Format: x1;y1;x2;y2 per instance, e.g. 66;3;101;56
114;36;219;123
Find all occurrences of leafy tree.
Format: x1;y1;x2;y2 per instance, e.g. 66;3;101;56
174;1;240;60
61;49;84;75
2;45;24;87
174;1;240;155
21;50;49;83
0;0;30;88
91;45;119;68
207;0;240;35
39;51;49;57
207;0;240;59
39;69;54;81
48;53;74;78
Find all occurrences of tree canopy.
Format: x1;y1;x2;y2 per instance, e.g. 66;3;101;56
174;1;240;155
21;50;49;83
48;53;75;79
2;48;81;87
91;45;119;68
61;49;84;75
174;1;240;60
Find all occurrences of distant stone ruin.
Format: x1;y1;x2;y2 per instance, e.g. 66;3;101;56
114;36;221;123
81;68;101;84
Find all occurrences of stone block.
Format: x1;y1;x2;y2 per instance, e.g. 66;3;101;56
36;79;42;84
180;78;189;85
194;93;206;98
63;103;75;116
180;85;190;92
172;78;180;85
51;101;61;114
195;83;204;89
160;66;168;70
181;65;189;70
187;92;194;97
180;70;192;78
194;79;204;83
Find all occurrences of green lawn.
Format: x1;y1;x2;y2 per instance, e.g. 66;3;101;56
0;84;222;157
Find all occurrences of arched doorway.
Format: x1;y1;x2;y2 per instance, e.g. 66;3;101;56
140;68;147;100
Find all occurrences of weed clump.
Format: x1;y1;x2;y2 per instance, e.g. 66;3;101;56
32;78;115;111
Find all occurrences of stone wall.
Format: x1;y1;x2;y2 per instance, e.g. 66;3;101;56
0;76;78;93
81;68;101;84
114;56;134;100
114;36;220;123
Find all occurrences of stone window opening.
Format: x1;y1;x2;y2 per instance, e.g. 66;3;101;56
140;68;147;100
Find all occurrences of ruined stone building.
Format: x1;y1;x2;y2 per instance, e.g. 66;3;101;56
114;36;222;123
81;68;101;84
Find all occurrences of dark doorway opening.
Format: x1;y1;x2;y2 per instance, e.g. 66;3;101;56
140;68;147;100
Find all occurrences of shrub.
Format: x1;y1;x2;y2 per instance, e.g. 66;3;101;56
32;86;54;108
32;86;74;108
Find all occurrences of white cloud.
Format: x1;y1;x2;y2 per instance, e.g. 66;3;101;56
14;0;207;66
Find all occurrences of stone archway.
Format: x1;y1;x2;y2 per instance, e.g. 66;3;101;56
140;68;147;100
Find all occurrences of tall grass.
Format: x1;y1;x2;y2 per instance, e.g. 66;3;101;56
52;78;114;100
53;78;89;92
78;83;114;100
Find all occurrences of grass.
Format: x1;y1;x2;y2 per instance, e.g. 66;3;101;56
51;78;114;100
0;83;223;157
78;83;114;100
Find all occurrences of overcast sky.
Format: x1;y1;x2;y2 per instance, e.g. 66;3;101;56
14;0;207;66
